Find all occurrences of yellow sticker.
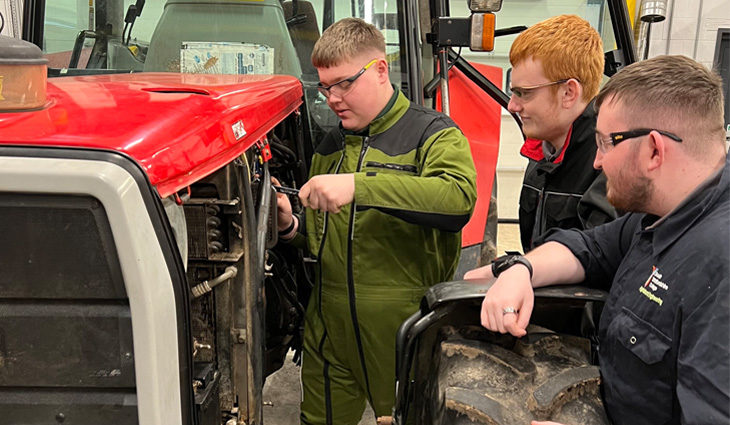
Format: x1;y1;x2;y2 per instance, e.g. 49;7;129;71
0;76;4;101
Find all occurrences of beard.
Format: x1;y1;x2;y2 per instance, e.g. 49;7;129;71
606;167;654;213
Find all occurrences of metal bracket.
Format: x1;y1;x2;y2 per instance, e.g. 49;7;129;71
231;328;247;344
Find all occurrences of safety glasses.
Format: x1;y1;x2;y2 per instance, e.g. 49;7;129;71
510;78;574;99
595;128;683;153
317;59;378;99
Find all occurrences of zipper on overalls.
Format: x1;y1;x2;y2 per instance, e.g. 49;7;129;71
346;135;375;407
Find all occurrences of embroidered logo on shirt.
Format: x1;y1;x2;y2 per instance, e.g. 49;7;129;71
639;266;668;306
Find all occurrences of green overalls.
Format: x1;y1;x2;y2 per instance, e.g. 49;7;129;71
295;90;477;424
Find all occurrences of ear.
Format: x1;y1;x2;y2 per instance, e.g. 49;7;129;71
375;58;390;83
644;130;666;172
560;78;582;108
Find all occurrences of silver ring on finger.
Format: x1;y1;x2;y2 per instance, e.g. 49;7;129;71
502;306;518;315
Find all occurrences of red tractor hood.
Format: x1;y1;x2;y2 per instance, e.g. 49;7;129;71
0;73;303;197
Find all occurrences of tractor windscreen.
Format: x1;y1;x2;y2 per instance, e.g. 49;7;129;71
40;0;406;137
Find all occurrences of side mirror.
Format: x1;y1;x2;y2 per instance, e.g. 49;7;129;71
467;0;503;13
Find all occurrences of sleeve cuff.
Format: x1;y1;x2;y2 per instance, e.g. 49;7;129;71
354;172;370;205
279;215;299;241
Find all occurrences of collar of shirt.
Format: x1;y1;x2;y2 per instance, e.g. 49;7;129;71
643;153;729;256
520;126;572;164
542;140;560;162
340;84;400;137
518;100;596;166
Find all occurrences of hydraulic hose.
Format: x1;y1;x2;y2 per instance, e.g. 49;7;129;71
190;266;238;298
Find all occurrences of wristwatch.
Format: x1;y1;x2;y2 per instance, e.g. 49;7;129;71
491;252;533;279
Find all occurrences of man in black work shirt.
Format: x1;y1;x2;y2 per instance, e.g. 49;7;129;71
479;55;729;425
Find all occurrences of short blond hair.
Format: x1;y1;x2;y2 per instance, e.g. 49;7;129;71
311;18;385;68
595;55;725;157
510;15;604;102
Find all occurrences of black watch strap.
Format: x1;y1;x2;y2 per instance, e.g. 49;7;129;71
491;253;533;278
278;216;296;235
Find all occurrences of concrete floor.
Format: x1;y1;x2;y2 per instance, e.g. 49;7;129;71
261;223;522;425
262;351;377;425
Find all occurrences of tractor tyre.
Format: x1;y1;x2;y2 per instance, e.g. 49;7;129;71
429;325;609;425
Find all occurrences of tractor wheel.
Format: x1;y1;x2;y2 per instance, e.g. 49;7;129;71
429;325;608;425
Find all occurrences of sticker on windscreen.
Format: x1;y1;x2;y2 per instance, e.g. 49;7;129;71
180;42;274;75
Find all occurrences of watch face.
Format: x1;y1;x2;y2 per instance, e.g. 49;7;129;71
494;254;530;277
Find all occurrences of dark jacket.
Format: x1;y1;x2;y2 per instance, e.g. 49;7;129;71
519;102;616;251
546;154;730;425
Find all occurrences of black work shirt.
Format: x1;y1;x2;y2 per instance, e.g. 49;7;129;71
545;155;730;424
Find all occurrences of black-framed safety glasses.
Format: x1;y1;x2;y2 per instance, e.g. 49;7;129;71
317;59;378;99
595;128;683;153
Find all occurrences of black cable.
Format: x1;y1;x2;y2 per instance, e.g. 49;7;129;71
126;21;135;45
269;135;297;162
0;11;5;34
122;22;129;45
267;251;306;315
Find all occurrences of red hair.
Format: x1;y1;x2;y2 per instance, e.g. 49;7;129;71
510;15;604;101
